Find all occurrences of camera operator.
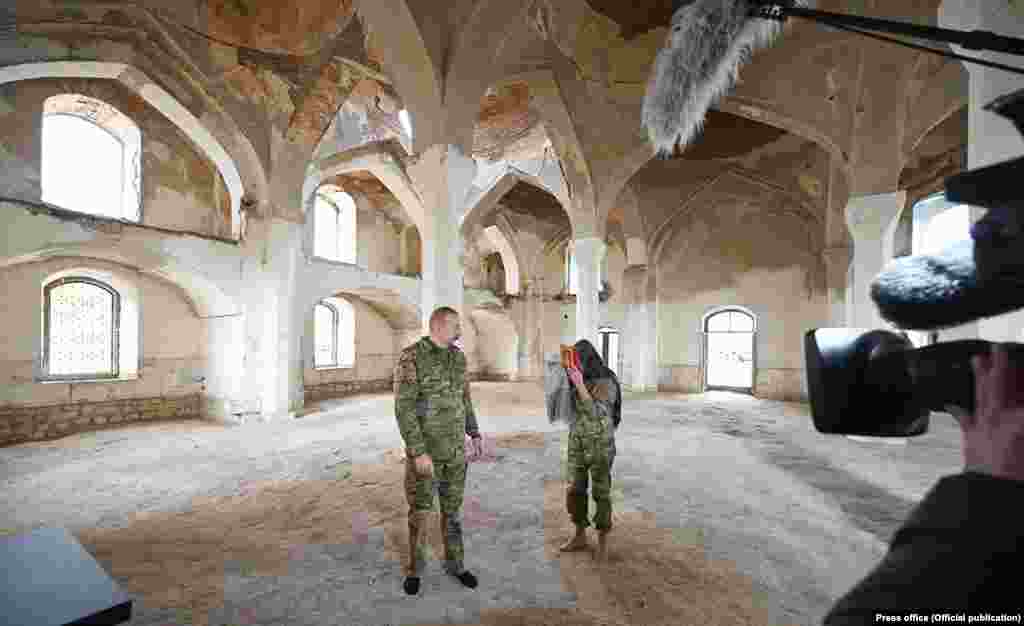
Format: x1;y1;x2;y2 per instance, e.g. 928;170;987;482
824;343;1024;621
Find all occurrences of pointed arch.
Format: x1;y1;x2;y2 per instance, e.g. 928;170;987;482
305;141;423;233
460;169;572;237
481;219;522;295
0;61;262;238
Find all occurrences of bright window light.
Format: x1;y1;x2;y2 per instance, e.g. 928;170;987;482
912;194;970;256
399;109;413;139
566;241;578;294
314;302;337;368
41;95;141;222
45;278;118;378
906;194;971;348
42;115;124;219
314;296;355;369
922;204;970;254
599;327;620;375
314;186;357;263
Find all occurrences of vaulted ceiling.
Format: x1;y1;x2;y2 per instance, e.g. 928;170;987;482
8;0;968;240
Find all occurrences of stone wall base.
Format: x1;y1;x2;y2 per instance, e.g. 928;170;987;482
302;372;525;405
474;373;515;383
304;379;393;404
657;366;808;402
0;394;203;447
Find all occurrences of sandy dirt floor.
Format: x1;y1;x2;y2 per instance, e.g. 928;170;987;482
0;383;965;626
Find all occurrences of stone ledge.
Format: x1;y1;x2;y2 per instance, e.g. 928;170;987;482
0;394;202;447
304;379;392;403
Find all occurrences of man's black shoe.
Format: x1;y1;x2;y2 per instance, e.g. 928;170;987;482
452;570;477;589
403;576;420;595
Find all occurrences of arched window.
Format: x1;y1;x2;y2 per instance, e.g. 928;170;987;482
598;326;620;375
314;296;355;369
565;240;578;295
41;94;141;221
314;185;357;263
702;307;756;392
43;277;120;379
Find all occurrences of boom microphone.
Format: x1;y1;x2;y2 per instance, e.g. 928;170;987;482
642;0;814;157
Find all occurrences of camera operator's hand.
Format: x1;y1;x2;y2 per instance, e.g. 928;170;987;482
949;344;1024;482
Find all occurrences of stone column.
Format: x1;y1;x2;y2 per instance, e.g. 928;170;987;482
845;191;906;330
572;237;606;349
622;265;658;392
821;246;852;327
940;0;1024;342
238;217;305;421
201;313;245;421
407;144;477;331
514;279;534;380
352;193;374;270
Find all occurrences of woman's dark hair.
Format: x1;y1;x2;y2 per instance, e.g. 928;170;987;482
573;339;622;428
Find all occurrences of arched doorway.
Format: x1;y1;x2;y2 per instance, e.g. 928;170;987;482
598;326;620;376
702;307;756;393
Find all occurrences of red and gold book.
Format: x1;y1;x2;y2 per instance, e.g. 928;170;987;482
560;345;576;370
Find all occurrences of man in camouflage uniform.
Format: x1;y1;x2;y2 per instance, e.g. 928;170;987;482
394;306;484;595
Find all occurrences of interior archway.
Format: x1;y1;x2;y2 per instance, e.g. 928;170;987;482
0;62;253;237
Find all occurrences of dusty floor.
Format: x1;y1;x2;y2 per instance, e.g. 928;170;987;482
0;383;965;626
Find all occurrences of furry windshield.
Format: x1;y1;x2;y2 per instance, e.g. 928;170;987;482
642;0;813;157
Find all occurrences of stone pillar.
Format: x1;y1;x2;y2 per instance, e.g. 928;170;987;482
940;1;1024;342
622;265;658;392
238;218;305;421
516;280;534;380
201;313;245;421
352;193;374;270
515;277;547;381
572;237;606;349
408;144;477;331
845;191;906;329
821;246;852;327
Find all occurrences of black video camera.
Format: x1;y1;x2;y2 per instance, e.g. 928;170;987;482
804;87;1024;437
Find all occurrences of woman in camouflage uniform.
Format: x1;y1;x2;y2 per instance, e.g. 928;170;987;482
559;339;622;561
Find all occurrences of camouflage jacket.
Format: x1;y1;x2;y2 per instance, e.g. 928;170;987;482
574;377;617;440
393;336;480;460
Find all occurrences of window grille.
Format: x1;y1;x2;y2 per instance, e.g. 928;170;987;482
43;277;120;379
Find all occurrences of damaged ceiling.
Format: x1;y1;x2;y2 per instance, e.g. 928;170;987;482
197;0;356;57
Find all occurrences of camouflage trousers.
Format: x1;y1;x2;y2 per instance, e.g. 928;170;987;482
566;425;616;531
404;454;468;576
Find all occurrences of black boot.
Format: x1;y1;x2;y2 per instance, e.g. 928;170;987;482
452;570;477;589
403;576;420;595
